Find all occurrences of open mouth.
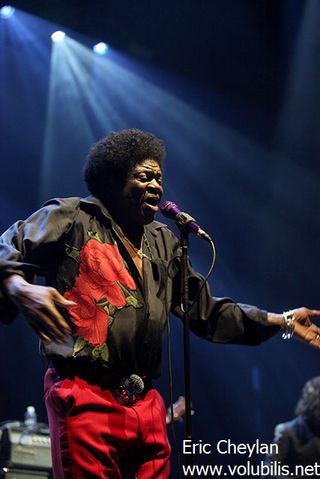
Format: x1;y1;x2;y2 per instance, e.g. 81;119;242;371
143;196;160;212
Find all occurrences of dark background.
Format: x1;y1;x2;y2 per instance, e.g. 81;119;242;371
1;0;320;473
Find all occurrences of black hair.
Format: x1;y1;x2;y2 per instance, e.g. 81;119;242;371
295;376;320;434
83;128;165;204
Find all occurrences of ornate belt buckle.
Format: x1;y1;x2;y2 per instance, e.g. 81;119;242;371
116;374;145;406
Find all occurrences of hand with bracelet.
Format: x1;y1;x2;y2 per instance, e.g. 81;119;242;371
267;308;320;348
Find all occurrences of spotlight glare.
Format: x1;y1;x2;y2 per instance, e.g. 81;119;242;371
0;5;15;18
93;42;109;55
51;31;66;43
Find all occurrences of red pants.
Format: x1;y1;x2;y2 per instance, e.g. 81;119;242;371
44;368;170;479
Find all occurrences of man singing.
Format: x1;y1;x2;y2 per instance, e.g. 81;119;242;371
0;128;319;478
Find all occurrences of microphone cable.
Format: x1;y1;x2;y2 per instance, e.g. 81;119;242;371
184;236;216;315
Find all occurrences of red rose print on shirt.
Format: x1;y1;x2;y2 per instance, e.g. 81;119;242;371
80;240;136;294
65;240;137;348
64;289;108;348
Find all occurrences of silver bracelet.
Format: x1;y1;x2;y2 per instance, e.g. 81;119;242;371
282;310;296;339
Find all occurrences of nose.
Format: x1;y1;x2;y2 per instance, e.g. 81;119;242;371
147;178;163;195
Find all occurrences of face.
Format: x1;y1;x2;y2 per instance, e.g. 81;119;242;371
118;159;163;227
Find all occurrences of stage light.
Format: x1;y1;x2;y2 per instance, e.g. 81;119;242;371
93;42;109;55
0;5;15;18
51;31;66;42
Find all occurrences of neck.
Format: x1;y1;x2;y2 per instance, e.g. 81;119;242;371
120;224;144;249
104;201;144;248
111;212;144;248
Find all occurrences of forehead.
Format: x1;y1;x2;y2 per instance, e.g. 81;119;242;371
131;159;162;174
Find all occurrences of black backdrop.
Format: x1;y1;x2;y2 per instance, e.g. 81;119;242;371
1;0;320;473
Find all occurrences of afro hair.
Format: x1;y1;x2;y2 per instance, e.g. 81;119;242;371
83;128;165;204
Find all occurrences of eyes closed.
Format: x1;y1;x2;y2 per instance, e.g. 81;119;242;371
134;171;163;185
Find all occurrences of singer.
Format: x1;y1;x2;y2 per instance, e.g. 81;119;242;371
0;128;320;479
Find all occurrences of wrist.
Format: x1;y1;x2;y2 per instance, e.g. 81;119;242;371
267;312;285;328
2;274;28;297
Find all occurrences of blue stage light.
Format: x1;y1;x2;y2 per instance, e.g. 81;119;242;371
0;5;15;18
93;42;109;55
51;31;66;43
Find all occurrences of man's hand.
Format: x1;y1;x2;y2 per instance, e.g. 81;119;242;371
268;307;320;349
3;274;74;343
291;307;320;348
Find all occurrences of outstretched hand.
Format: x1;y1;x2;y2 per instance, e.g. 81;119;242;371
291;307;320;348
3;274;74;343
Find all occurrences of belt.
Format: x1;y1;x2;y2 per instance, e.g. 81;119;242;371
49;359;152;406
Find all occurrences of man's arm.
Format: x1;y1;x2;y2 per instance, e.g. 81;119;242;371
3;274;73;342
0;198;79;339
170;250;320;348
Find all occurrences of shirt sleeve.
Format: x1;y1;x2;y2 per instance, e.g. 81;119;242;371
0;197;79;324
164;228;279;346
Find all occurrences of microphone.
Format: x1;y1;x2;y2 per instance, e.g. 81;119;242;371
159;200;212;242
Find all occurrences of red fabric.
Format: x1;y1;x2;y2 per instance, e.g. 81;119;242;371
44;368;170;479
64;239;137;348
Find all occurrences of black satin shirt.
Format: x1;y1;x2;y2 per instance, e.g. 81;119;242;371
0;196;276;378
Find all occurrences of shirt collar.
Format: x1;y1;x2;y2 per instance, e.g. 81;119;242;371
80;195;113;222
80;195;167;238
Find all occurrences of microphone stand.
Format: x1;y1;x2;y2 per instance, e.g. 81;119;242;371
180;229;193;466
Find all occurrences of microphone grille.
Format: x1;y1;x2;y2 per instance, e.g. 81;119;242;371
159;200;180;219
